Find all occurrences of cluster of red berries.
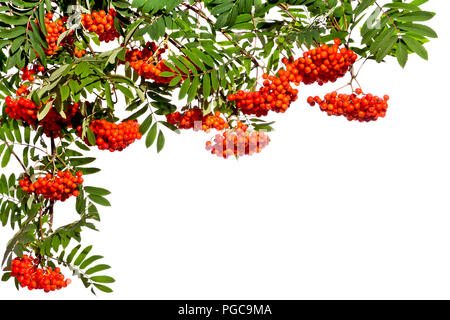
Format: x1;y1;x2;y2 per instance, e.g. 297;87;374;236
5;90;81;137
20;171;83;201
125;42;183;84
166;108;229;132
5;92;38;127
78;119;142;152
284;39;358;86
81;9;119;43
307;88;389;122
44;12;72;56
39;102;81;138
228;72;299;116
21;65;45;82
74;47;87;58
15;84;30;96
205;122;270;158
227;39;356;116
125;42;162;63
10;255;71;292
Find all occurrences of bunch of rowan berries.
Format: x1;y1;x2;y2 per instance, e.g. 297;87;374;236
227;39;357;116
205;122;270;158
125;42;162;63
81;9;119;43
74;47;87;58
124;42;185;84
44;13;72;56
284;38;358;86
15;84;30;96
10;255;71;292
228;72;299;116
39;102;81;138
5;92;81;136
126;45;161;78
20;171;84;201
5;95;38;126
20;64;45;82
78;119;142;152
166;108;229;132
307;88;390;122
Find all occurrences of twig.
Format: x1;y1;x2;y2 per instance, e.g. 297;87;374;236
182;3;261;68
278;3;297;22
48;135;56;230
4;140;28;174
81;33;97;57
375;1;399;32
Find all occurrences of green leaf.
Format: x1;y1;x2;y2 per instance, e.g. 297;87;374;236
211;70;219;91
78;167;101;175
187;77;200;103
38;100;52;121
399;11;435;22
375;34;397;62
399;23;438;38
403;35;428;60
49;64;71;82
139;114;153;135
384;3;419;11
104;82;114;109
86;264;111;275
76;141;90;151
60;85;70;102
74;246;93;266
116;84;134;99
178;77;191;100
84;186;111;196
203;73;211;98
86;128;96;146
0;14;29;25
90;276;115;283
1;272;11;282
146;123;158;148
156;130;165;153
93;283;113;293
169;75;182;87
70;157;96;166
79;255;104;270
397;42;408;67
89;195;111;207
66;245;81;264
0;26;26;39
51;235;61;252
1;146;13;168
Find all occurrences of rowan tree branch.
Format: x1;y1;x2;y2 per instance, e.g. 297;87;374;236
182;3;262;68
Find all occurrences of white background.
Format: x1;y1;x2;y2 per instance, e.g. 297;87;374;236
1;1;449;300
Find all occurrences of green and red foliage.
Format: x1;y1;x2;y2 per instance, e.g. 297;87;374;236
0;0;436;294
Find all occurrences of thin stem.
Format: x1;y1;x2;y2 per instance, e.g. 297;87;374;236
4;140;28;174
48;135;56;230
81;33;97;58
278;3;297;22
375;1;399;32
323;0;342;31
11;142;49;155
